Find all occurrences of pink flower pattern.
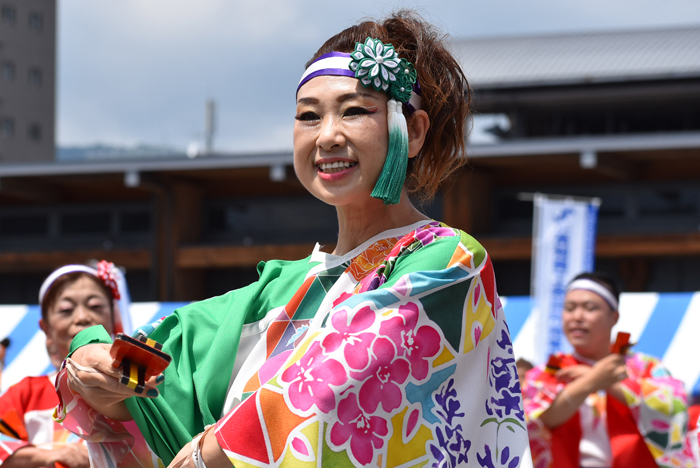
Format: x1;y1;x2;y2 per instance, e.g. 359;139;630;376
355;337;410;413
379;302;441;380
321;306;376;370
330;393;389;466
280;342;347;413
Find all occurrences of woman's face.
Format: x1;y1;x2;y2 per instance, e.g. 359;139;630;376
562;288;618;359
293;75;389;207
40;275;114;362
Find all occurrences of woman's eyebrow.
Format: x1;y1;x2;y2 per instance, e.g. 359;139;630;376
336;92;377;103
296;97;318;105
297;92;377;106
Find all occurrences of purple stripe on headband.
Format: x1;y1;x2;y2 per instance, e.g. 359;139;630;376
413;81;422;96
297;68;356;92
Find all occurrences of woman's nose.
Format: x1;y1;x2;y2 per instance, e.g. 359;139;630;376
72;305;94;325
317;116;345;151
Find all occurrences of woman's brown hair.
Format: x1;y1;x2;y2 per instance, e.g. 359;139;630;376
306;10;472;200
41;272;114;321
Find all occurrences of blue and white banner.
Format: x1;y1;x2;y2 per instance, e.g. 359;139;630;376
1;297;699;395
531;193;600;364
0;302;188;394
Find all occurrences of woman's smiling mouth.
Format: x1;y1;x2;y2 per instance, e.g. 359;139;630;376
317;160;358;174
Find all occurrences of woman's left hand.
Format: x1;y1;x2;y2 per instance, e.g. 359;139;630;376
167;426;231;468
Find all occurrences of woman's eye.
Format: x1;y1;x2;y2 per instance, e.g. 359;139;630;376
344;107;371;117
295;111;319;121
59;308;73;315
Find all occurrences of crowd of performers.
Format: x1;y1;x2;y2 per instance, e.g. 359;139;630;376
0;9;698;468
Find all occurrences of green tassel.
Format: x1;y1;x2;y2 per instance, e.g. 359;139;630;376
371;99;409;205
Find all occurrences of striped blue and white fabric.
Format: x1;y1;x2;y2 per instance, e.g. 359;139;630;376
1;294;699;394
0;302;188;394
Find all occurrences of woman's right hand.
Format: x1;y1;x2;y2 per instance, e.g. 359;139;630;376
51;443;91;468
66;343;162;420
586;353;628;392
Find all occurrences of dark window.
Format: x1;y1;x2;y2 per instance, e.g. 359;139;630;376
1;61;15;81
61;213;111;235
0;214;48;236
120;211;150;233
28;67;42;86
28;123;41;141
1;5;16;24
0;118;14;137
28;12;42;31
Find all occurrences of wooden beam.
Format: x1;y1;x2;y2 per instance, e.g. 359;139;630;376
172;181;204;301
596;233;700;258
480;233;700;261
479;237;532;261
177;243;322;269
0;249;151;273
5;231;695;275
0;178;61;203
442;169;492;234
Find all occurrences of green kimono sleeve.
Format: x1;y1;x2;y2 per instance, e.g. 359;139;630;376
125;257;315;465
67;325;112;358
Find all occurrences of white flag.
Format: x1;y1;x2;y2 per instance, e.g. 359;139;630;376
531;194;600;364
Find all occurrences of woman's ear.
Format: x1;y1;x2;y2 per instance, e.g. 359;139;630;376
39;318;50;336
407;110;430;159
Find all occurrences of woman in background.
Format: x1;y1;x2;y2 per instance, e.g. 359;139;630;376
0;261;128;468
523;272;692;468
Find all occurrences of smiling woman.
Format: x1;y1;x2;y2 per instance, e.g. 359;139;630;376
55;10;528;468
0;261;129;468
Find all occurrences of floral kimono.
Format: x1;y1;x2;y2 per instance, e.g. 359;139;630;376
56;220;529;467
523;352;693;468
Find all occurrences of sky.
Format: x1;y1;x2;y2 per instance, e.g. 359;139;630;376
57;0;700;153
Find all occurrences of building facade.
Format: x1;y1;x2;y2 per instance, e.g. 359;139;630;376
0;26;698;303
0;0;55;163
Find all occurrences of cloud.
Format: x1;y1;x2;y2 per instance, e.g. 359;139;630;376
56;0;700;151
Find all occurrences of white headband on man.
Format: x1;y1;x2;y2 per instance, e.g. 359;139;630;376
566;278;619;311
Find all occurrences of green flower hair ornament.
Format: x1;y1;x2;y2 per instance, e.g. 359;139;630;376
349;37;417;103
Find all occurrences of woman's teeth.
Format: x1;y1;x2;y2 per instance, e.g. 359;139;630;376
318;161;357;173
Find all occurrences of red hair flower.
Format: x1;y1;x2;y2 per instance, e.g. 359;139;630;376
96;260;121;300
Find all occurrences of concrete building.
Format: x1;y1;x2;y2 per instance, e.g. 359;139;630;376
0;0;55;163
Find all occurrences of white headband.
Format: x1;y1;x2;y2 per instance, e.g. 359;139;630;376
38;263;133;335
297;52;423;112
566;278;619;311
39;265;98;305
